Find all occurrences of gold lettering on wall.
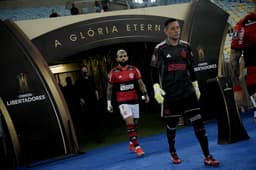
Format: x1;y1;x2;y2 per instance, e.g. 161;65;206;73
98;28;104;35
54;23;162;48
87;28;95;37
112;25;118;33
80;32;86;39
148;24;152;31
140;24;144;31
155;24;161;31
126;24;131;32
54;40;62;48
70;34;77;41
133;24;138;31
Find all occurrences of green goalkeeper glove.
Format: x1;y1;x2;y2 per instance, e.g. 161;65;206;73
153;83;166;104
192;81;201;100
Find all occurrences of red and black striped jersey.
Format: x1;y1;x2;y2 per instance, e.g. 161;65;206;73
231;12;256;67
108;65;142;104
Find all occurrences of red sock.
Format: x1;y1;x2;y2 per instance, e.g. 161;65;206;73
127;124;139;147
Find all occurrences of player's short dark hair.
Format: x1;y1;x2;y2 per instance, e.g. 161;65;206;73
164;18;178;27
116;49;127;57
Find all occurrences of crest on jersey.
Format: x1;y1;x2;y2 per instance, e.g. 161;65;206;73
181;49;187;59
129;73;134;79
166;54;172;58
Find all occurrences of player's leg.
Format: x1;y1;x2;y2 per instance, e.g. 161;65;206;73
166;117;181;164
191;117;220;166
245;68;256;118
184;93;220;166
119;104;144;157
163;100;182;164
247;85;256;119
132;104;140;127
130;104;140;152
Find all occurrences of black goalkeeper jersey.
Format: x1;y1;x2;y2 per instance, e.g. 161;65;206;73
151;39;197;101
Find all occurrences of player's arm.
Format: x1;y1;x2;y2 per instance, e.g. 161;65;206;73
184;43;196;81
239;52;245;82
187;58;196;82
151;67;160;84
137;79;150;103
230;20;244;105
106;82;113;112
230;49;242;88
186;45;201;99
95;89;100;101
230;49;244;105
76;80;86;105
230;21;244;91
150;48;165;104
150;47;161;84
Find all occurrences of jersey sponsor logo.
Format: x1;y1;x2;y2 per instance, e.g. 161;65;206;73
168;64;186;71
120;84;134;91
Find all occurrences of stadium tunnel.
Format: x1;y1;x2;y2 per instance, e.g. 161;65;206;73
1;0;248;169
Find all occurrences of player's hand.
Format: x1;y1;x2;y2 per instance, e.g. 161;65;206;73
153;83;165;104
233;85;244;106
141;94;150;103
107;100;113;112
192;81;201;100
80;98;85;105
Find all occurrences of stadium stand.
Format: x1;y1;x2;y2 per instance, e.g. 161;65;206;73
212;0;254;61
0;0;254;62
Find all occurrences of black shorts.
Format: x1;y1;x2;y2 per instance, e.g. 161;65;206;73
161;92;200;118
247;85;256;96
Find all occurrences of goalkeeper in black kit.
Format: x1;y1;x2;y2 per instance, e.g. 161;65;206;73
150;18;220;166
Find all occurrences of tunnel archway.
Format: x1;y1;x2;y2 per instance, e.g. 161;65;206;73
1;0;235;167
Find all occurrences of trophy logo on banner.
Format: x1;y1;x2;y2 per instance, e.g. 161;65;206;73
6;72;46;106
197;45;205;62
17;72;30;93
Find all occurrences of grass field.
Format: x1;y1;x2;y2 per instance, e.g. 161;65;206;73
76;104;163;150
77;104;188;152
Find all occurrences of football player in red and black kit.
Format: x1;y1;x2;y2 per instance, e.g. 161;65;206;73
106;49;150;157
230;0;256;118
150;18;220;166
